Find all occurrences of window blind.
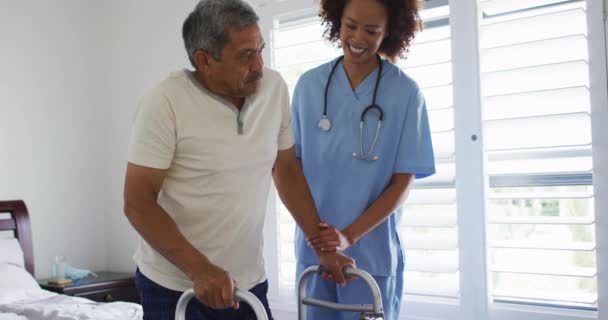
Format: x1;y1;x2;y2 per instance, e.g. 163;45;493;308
479;0;597;309
273;18;340;290
399;3;460;299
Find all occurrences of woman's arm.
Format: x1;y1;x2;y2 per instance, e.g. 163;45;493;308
309;173;415;252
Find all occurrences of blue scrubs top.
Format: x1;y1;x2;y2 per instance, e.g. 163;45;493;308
292;57;436;276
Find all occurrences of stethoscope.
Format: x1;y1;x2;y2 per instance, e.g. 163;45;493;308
318;55;384;161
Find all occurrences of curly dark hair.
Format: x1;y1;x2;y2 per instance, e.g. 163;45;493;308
319;0;422;61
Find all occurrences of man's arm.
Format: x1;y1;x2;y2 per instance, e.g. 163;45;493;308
272;147;354;286
123;163;238;309
271;147;321;238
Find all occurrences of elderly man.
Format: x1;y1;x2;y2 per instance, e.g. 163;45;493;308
123;0;354;319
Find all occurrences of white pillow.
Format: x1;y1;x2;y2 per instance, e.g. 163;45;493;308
0;238;25;268
0;263;40;290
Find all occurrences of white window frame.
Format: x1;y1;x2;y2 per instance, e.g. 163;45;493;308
450;1;487;320
589;2;608;320
257;0;608;319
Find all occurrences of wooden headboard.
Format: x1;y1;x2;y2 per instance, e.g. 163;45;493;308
0;200;34;276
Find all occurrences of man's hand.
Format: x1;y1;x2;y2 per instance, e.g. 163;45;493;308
318;251;356;287
308;222;354;252
124;163;239;309
192;262;239;310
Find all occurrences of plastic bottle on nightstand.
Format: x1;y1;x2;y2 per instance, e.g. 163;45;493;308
52;255;67;281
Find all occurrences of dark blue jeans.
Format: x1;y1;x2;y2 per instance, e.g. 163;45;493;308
135;268;274;320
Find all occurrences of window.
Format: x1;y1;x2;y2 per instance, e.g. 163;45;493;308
479;0;597;310
262;0;607;319
398;1;459;301
272;16;341;293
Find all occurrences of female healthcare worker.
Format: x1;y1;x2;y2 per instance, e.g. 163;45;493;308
292;0;435;319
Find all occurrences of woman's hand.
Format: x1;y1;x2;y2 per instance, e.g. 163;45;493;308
308;222;354;252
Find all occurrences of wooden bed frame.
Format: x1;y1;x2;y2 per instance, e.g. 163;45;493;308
0;200;34;276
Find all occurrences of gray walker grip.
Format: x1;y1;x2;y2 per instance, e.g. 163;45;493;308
298;265;384;319
175;288;268;320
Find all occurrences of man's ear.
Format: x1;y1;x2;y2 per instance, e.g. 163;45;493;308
193;50;212;71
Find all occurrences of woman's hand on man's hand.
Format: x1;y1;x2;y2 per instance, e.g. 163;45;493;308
308;222;354;252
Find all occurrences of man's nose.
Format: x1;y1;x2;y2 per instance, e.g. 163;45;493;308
251;53;264;72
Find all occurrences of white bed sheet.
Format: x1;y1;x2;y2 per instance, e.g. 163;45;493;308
0;289;143;320
0;312;28;320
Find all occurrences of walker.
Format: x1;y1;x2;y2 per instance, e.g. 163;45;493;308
298;265;384;320
175;287;268;320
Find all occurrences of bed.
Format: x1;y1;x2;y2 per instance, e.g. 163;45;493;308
0;200;143;320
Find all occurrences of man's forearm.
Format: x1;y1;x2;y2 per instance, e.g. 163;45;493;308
272;161;322;240
124;201;211;280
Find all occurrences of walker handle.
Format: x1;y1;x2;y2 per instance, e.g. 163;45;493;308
175;287;268;320
317;265;356;277
298;265;384;319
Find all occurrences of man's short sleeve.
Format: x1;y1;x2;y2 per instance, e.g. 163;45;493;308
277;77;295;151
393;87;436;179
127;91;176;169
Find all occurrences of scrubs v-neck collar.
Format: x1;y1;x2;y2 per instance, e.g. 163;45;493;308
335;59;385;102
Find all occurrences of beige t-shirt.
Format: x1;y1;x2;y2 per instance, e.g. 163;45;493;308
128;68;294;291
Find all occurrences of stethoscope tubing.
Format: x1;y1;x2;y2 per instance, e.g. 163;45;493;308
320;55;384;160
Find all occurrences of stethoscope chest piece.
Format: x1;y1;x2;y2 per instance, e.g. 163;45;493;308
318;117;331;131
352;152;380;161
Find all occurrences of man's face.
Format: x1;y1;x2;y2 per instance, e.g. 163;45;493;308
207;24;265;98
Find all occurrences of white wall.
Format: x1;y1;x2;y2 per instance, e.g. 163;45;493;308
0;0;267;282
104;0;196;272
0;0;275;281
0;1;110;278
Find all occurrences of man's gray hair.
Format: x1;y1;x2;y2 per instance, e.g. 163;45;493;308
182;0;259;67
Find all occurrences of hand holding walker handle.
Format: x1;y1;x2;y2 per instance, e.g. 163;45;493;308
298;265;384;319
175;287;269;320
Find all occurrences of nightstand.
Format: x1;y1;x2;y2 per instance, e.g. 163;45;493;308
38;271;139;303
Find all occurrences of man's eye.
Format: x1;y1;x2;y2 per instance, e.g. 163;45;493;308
240;51;253;59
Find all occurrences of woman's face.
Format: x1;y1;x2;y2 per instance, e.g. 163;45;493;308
339;0;388;66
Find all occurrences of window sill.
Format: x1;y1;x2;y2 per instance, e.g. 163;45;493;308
489;301;597;320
